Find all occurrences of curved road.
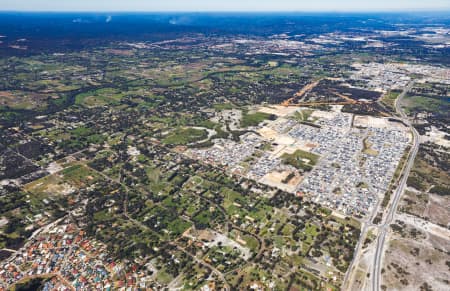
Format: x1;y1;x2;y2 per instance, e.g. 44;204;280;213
372;82;419;291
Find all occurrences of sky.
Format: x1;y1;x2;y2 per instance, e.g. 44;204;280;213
0;0;449;12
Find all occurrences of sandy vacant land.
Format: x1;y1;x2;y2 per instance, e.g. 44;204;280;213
423;126;450;148
354;115;410;131
311;110;339;120
381;218;450;291
256;126;318;157
260;169;302;192
400;188;450;227
257;126;281;140
24;174;75;196
258;105;299;117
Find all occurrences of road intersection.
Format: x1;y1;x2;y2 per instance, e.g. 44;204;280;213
372;82;419;291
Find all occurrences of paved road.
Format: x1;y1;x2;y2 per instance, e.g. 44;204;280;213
372;82;419;291
343;83;416;290
342;197;380;289
394;82;414;119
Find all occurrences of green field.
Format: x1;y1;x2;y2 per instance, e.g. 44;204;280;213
75;88;125;107
281;149;319;171
293;109;315;122
162;127;208;145
61;164;102;187
213;102;235;111
241;111;274;127
402;95;449;115
381;90;401;111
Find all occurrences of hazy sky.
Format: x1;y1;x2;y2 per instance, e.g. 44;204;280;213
1;0;449;12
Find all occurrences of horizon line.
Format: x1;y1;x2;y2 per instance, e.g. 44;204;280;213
1;9;450;13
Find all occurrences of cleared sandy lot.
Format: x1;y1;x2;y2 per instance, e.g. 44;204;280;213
381;217;450;291
258;105;300;117
260;169;303;192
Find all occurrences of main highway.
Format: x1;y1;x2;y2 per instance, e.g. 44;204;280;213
371;82;419;291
